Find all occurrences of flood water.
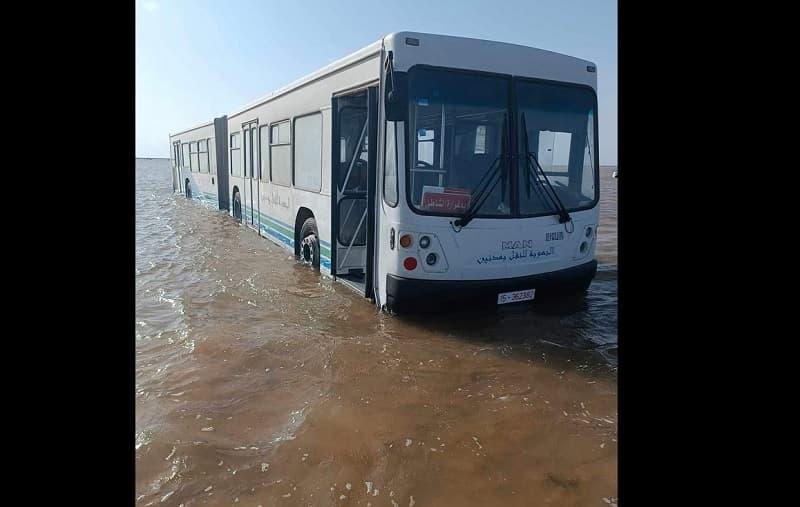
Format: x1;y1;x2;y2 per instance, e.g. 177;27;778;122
135;159;618;507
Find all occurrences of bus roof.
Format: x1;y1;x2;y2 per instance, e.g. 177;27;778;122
169;120;214;139
226;39;383;119
173;31;595;132
385;31;595;66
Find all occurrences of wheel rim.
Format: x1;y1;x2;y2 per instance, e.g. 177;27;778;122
301;233;317;263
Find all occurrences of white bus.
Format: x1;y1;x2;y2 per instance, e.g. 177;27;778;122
169;31;600;313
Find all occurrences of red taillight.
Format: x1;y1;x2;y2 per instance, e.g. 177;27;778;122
403;257;417;270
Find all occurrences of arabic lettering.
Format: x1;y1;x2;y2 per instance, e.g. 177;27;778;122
476;247;555;265
263;190;290;209
476;254;507;265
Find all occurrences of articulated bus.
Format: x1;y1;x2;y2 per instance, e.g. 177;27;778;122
169;32;600;313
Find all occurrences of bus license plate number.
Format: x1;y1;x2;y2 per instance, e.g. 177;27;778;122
497;289;536;305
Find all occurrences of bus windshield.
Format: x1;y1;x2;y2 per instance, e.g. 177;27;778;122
516;79;597;215
407;67;511;217
406;67;598;218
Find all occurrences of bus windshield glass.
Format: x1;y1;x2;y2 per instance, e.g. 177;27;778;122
406;67;599;219
407;67;511;217
516;79;597;215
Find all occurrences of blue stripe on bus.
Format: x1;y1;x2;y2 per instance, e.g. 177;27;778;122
240;205;331;248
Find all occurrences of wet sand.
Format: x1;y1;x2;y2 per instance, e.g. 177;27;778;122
135;160;617;506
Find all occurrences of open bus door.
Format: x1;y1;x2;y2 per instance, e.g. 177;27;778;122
242;120;260;231
331;86;378;298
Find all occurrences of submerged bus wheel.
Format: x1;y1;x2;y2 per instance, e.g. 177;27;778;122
233;192;242;222
300;218;320;270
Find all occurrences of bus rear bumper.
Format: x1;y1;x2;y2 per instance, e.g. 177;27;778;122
385;260;597;313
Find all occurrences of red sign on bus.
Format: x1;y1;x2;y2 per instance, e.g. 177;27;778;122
421;186;471;213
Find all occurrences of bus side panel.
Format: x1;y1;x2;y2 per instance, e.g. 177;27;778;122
374;121;406;308
228;52;381;275
256;182;295;253
177;124;219;207
253;185;332;272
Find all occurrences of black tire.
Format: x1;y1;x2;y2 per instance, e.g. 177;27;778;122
299;217;320;271
233;192;242;221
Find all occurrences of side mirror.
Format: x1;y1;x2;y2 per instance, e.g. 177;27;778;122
385;72;407;121
384;51;407;121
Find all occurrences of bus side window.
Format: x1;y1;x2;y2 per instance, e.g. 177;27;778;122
270;121;292;186
537;130;572;187
383;121;398;206
416;128;435;166
189;141;197;172
181;143;190;170
209;137;216;175
474;125;487;154
259;126;269;181
293;113;322;192
230;133;241;177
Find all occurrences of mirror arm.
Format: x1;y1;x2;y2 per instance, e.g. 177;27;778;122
384;51;395;104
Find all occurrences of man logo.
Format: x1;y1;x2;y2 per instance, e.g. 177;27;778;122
501;240;533;250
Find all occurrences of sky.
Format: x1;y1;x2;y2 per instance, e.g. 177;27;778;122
136;0;617;165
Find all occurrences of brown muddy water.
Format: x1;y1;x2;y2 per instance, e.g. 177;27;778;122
135;159;618;507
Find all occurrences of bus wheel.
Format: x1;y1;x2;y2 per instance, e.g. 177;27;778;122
300;218;320;271
233;192;242;221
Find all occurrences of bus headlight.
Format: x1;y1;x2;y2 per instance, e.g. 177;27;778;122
574;224;596;260
397;231;448;273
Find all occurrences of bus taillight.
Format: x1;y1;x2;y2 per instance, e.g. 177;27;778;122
403;257;418;270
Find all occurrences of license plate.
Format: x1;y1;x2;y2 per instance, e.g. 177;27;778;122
497;289;536;305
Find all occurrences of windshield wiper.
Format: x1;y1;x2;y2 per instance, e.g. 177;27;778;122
453;114;509;229
520;112;572;225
